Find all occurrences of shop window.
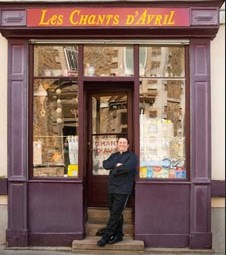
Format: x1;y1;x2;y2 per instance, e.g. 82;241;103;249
33;45;79;178
139;46;185;77
139;46;186;179
34;45;78;77
84;45;134;76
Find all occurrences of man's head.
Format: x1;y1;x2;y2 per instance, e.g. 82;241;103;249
117;136;129;153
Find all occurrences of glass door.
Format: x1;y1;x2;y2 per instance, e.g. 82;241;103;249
87;86;132;207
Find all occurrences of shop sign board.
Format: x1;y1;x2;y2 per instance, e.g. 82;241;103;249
27;8;190;27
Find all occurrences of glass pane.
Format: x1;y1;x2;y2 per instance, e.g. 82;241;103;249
33;78;79;177
84;45;134;76
139;47;148;76
92;135;118;175
139;46;185;77
139;78;186;179
91;93;128;175
124;46;134;76
92;94;128;134
34;45;78;77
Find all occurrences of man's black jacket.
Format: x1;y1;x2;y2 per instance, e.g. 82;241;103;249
103;151;137;195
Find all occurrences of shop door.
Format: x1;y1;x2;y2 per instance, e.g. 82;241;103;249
86;84;133;207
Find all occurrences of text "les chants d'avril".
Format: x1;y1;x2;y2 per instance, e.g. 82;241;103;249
38;9;176;26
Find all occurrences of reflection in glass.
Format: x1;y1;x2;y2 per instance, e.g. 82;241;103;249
139;47;147;76
124;46;134;76
139;46;185;77
92;135;118;175
92;94;128;134
34;45;78;77
91;93;128;175
33;78;79;177
84;45;134;76
139;77;186;179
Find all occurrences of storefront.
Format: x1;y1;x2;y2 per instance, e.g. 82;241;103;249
0;0;224;249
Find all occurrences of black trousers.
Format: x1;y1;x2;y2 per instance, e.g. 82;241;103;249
103;193;129;239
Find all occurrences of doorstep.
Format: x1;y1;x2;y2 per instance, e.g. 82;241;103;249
72;236;144;254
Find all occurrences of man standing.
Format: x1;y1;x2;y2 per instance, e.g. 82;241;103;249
97;136;137;247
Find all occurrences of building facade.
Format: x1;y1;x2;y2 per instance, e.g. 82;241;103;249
0;0;225;251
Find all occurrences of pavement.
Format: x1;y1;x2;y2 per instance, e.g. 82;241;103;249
0;246;225;255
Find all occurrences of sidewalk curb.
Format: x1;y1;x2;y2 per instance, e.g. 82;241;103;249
0;245;221;254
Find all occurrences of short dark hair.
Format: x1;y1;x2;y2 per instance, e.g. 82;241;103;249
117;135;129;144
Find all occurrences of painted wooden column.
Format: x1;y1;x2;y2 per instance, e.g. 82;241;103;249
0;35;8;179
189;39;212;249
6;40;28;247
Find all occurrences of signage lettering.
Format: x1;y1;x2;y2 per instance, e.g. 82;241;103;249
27;8;190;27
39;10;64;25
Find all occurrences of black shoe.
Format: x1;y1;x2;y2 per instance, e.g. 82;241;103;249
97;237;108;247
108;235;123;244
96;228;105;236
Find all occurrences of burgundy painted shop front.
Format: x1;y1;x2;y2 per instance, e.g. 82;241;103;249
0;0;223;249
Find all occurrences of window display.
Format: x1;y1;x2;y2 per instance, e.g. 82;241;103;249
32;44;187;179
33;45;79;177
139;46;186;179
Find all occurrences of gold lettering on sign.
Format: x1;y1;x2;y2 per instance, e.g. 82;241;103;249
135;10;148;25
126;10;176;26
32;8;180;27
70;9;119;26
167;11;176;25
39;9;64;26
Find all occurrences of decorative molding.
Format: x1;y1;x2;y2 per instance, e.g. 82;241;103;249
8;182;28;231
1;10;26;26
7;40;29;247
2;179;224;197
191;8;219;26
190;232;212;249
190;183;212;249
190;40;211;182
8;42;28;180
29;233;83;246
135;233;189;248
6;229;28;247
189;40;212;249
191;184;210;232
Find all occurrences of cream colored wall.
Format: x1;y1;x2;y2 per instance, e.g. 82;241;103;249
211;4;225;181
0;34;7;178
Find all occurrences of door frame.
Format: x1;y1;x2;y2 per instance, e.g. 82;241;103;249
84;80;135;207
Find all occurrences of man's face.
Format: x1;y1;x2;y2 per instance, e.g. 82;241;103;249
117;138;129;153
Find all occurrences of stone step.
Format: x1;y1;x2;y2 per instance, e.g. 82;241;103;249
86;207;134;237
88;216;133;224
72;236;144;254
86;222;134;237
87;207;133;223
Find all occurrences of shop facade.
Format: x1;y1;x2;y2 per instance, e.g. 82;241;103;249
0;0;224;249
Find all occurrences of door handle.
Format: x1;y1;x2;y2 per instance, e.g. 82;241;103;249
87;142;93;152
